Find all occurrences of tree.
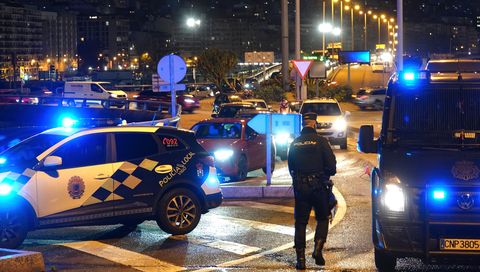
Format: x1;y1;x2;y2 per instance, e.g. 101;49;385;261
197;48;237;91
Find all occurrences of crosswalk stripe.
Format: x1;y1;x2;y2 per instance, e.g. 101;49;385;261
61;241;183;272
215;215;296;236
171;236;261;256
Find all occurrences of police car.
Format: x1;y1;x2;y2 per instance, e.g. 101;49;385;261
0;120;222;248
359;70;480;270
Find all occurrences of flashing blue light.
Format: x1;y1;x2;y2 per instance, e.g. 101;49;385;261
0;183;12;196
62;117;77;128
433;190;446;200
403;72;415;81
0;157;5;164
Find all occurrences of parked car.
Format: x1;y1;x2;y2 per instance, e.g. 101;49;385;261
135;90;200;113
243;99;271;111
192;118;275;181
354;88;386;110
212;102;256;118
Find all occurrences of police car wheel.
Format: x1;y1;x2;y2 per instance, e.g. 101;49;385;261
0;207;29;249
374;249;397;271
156;189;201;235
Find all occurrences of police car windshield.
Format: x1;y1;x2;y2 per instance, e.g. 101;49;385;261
388;84;480;147
0;134;67;169
301;103;341;116
192;123;242;139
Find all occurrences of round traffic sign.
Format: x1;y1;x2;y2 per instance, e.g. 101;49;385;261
157;55;187;84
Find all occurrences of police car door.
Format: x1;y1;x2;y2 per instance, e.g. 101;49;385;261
35;133;114;222
109;132;166;215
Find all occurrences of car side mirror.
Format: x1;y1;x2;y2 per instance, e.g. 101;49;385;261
357;125;377;153
43;156;62;168
211;113;218;118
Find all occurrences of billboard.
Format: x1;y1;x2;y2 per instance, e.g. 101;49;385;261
338;51;371;64
244;51;274;64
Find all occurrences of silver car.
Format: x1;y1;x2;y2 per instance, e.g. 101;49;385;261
354;88;386;110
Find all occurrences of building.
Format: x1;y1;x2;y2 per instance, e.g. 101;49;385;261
77;14;130;69
41;11;78;72
0;2;43;80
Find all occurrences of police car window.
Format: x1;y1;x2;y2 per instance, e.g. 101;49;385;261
52;134;107;168
192;123;242;139
91;84;103;93
115;133;162;161
0;134;67;169
301;103;341;116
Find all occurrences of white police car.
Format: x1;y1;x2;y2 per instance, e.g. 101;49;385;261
0;123;222;248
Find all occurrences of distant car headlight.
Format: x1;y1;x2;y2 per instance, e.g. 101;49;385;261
332;118;347;131
382;183;405;212
184;98;195;104
214;149;234;161
0;183;13;196
275;133;293;145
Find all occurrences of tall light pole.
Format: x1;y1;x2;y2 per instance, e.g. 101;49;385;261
323;0;326;56
281;0;289;91
397;0;404;70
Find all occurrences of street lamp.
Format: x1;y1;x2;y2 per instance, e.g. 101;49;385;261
332;27;342;36
186;17;201;28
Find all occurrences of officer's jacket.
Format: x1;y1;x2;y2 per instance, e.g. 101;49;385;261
288;127;337;177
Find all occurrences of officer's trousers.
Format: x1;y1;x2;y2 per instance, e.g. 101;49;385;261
293;187;329;249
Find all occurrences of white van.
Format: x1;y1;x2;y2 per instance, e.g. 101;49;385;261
63;82;127;108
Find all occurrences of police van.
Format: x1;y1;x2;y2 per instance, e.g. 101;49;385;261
358;70;480;270
0;121;222;248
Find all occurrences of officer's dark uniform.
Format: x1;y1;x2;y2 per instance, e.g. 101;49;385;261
288;113;337;269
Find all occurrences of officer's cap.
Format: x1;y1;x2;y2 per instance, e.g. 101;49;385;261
302;112;317;123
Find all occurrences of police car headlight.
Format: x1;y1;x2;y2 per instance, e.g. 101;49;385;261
214;149;234;161
110;93;118;98
382;183;405;212
275;133;293;145
0;183;12;196
332;118;347;131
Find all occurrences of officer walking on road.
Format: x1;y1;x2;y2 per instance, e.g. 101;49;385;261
288;113;337;270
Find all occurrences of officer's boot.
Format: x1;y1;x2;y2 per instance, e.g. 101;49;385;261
295;248;306;270
312;239;326;266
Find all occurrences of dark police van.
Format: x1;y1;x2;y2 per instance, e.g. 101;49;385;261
0;122;222;248
358;70;480;270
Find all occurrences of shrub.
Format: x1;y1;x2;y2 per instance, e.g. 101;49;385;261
255;79;285;102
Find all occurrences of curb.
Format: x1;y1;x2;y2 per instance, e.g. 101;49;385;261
0;248;45;272
221;185;294;199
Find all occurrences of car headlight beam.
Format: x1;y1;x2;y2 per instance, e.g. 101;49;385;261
214;149;234;161
382;183;405;212
332;118;347;131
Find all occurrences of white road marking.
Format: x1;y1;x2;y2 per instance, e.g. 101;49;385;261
171;236;261;256
61;241;183;272
214;215;296;236
192;186;347;272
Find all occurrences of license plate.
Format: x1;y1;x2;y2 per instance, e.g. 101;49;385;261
440;239;480;251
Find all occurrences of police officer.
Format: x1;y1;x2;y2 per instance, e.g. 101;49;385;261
288;112;337;270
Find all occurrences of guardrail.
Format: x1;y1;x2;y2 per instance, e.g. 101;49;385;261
0;94;182;127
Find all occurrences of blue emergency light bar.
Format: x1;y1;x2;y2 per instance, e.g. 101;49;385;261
398;70;431;87
61;117;124;128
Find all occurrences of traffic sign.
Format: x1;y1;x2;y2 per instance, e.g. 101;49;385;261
157;55;187;84
292;60;313;80
247;113;302;136
309;62;327;79
160;84;186;91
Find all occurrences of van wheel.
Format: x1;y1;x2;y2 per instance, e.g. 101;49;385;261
0;207;29;249
156;188;201;235
375;249;397;271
